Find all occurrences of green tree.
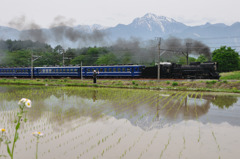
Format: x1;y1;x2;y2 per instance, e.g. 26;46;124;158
178;56;196;65
95;53;118;65
34;51;61;66
196;55;208;63
212;46;239;72
121;52;132;64
4;50;31;67
70;47;109;66
64;48;76;65
70;55;85;65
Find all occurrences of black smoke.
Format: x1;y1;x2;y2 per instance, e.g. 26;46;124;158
8;15;108;48
161;37;211;60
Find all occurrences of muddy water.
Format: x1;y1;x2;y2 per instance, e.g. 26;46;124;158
0;85;240;159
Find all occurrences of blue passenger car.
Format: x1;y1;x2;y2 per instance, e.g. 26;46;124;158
34;66;81;77
0;67;31;77
82;65;145;78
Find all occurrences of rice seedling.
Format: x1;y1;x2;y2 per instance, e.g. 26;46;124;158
159;133;171;159
32;131;44;159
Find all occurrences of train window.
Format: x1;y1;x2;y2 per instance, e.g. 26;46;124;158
127;68;130;72
112;68;116;72
62;69;65;72
135;68;138;71
43;69;45;73
104;68;107;72
100;68;103;72
117;68;121;72
67;69;69;72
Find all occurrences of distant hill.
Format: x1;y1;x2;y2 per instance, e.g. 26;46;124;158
1;13;240;51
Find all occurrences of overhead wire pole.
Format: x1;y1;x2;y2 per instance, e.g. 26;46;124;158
62;49;65;66
29;49;41;79
31;50;33;79
156;37;161;81
186;43;192;65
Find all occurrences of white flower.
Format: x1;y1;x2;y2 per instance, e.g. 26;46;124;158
18;98;31;108
25;99;32;108
32;131;44;137
18;98;27;106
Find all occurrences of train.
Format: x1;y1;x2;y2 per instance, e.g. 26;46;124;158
0;62;220;79
141;62;220;79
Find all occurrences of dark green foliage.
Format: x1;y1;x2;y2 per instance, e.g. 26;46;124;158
206;80;217;84
95;53;118;65
172;82;178;86
196;55;208;63
212;46;239;72
4;50;31;67
178;56;196;65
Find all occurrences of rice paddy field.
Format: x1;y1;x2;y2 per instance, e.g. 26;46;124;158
0;85;240;159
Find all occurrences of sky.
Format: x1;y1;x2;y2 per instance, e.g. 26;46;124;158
0;0;240;29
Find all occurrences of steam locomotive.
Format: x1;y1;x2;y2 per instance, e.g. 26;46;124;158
141;62;220;79
0;62;220;79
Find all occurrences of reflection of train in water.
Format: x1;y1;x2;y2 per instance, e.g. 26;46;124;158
0;62;220;79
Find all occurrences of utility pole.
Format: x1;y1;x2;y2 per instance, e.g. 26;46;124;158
30;49;41;79
62;49;65;66
156;37;161;80
81;61;83;80
186;43;192;65
31;50;33;79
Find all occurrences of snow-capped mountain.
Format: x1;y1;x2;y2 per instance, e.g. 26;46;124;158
130;13;186;33
106;13;188;40
1;13;240;50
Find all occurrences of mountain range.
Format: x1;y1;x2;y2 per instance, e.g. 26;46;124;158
1;13;240;50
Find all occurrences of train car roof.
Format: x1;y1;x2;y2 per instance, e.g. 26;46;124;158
0;67;31;69
82;65;145;68
34;66;81;68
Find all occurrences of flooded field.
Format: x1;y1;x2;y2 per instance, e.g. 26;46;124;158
0;85;240;159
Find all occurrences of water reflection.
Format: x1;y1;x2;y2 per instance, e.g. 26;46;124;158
0;85;240;130
0;85;240;159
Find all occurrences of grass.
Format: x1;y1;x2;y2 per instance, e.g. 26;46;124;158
220;71;240;80
0;77;240;93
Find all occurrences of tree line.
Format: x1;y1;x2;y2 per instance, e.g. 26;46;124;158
0;40;239;72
